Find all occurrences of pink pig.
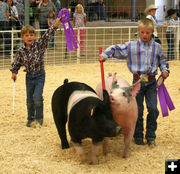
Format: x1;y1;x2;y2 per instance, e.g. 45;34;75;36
96;73;141;158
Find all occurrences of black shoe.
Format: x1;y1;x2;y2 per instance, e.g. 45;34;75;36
36;119;43;126
134;138;145;145
147;140;156;146
26;120;34;127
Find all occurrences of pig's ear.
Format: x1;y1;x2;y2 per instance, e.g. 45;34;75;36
102;89;111;106
131;81;141;97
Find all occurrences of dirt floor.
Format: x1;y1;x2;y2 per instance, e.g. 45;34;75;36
0;61;180;174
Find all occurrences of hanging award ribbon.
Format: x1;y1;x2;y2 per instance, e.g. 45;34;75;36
156;73;175;117
58;8;79;51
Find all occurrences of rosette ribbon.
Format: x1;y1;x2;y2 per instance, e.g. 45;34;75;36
58;8;79;51
156;73;175;117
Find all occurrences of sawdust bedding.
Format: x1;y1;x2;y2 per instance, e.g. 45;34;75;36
0;61;180;174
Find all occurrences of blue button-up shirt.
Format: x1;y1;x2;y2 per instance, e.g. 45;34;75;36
101;39;169;76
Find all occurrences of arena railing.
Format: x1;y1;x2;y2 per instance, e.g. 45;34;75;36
0;25;179;69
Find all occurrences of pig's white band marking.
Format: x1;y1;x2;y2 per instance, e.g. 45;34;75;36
67;90;99;119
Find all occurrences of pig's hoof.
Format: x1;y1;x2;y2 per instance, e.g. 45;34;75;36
123;152;130;158
90;159;99;165
123;154;128;158
79;154;86;161
103;146;110;155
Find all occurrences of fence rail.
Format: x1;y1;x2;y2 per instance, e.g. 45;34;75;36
0;25;179;69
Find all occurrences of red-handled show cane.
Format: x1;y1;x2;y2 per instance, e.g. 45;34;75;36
99;47;105;90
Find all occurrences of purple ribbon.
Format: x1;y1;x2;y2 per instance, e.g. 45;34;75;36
156;73;175;117
58;8;79;51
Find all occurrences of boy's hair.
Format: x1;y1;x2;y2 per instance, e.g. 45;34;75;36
21;25;36;36
138;18;154;30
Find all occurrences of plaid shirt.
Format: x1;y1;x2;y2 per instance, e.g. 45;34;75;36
166;17;177;35
10;25;57;74
101;39;169;76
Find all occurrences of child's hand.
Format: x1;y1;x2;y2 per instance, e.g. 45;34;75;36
54;18;62;28
162;71;169;80
12;73;17;81
163;24;168;28
99;56;105;62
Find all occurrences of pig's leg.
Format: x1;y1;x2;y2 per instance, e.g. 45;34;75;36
102;137;110;155
71;140;86;162
123;128;134;158
74;145;86;162
53;112;69;149
90;143;101;165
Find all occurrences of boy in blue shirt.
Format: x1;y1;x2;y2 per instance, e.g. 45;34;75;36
99;18;169;146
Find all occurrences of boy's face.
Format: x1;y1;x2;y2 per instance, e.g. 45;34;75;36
138;26;153;42
21;32;36;47
149;9;156;16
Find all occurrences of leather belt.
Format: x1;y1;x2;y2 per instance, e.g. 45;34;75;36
133;74;155;82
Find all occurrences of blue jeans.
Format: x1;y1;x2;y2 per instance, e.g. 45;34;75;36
26;70;45;121
166;33;175;61
49;34;56;48
39;22;48;36
133;79;159;141
0;21;11;56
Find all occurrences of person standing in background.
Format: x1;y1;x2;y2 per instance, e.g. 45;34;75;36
145;4;168;44
55;0;61;16
6;0;19;28
70;0;77;18
166;9;177;61
100;0;106;20
0;0;11;58
29;0;39;29
48;10;56;48
73;4;86;56
37;0;56;36
16;0;24;26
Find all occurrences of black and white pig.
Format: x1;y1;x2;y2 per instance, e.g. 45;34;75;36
51;79;121;164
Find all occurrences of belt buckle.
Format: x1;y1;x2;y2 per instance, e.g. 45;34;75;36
140;74;149;82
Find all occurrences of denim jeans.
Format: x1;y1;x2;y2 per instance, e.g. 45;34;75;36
133;79;159;141
49;34;56;48
166;33;175;61
26;70;45;121
39;22;49;36
0;21;11;56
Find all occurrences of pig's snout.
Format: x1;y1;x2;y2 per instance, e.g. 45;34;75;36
116;125;122;135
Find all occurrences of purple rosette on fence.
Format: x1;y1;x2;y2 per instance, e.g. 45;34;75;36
58;8;79;51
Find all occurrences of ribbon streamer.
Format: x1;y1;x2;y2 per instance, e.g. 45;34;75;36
156;74;175;117
58;8;79;51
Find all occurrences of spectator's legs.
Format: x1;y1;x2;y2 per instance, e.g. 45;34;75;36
39;22;49;36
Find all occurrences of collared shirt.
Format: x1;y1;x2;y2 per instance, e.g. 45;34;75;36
166;17;177;34
10;25;57;74
101;39;169;76
146;14;162;37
